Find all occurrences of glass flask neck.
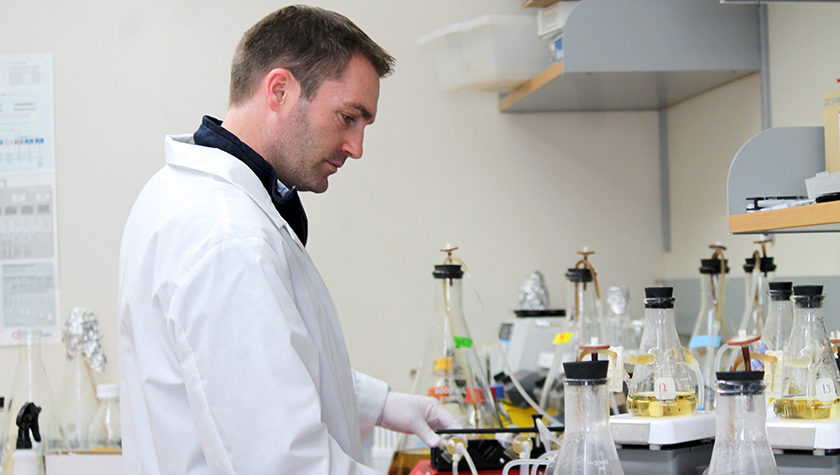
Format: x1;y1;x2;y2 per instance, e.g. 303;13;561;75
17;329;44;372
438;277;464;316
698;273;722;307
791;298;825;327
563;380;609;430
763;299;793;352
714;389;770;440
567;279;599;343
794;294;824;310
642;306;677;332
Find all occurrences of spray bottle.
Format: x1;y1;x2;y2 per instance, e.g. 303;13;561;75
12;402;42;475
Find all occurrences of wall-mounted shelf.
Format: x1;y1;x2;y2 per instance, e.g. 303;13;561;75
727;127;835;234
500;0;760;112
521;0;560;7
729;201;840;234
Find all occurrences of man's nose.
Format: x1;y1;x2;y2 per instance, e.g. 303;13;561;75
342;130;364;159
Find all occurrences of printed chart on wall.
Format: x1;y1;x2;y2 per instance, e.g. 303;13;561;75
0;55;59;345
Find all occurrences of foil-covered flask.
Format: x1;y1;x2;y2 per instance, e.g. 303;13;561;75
58;308;105;449
518;271;550;310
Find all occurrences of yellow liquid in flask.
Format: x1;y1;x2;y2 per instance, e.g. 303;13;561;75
387;448;429;475
773;396;840;420
626;391;698;417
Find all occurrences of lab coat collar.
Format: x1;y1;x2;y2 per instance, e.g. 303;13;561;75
163;134;306;249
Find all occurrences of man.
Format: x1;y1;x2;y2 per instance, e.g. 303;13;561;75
118;6;456;473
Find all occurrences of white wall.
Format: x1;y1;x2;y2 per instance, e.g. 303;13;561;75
665;3;840;282
0;0;665;397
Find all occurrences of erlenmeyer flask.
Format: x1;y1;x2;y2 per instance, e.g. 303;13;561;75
706;371;779;475
627;287;698;417
553;360;624;475
565;268;601;348
738;256;776;336
1;330;65;475
774;285;840;419
762;281;793;352
388;253;500;475
689;256;729;410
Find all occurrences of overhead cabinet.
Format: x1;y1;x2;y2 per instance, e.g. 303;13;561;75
500;0;761;112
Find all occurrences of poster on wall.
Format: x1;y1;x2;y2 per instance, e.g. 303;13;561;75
0;54;60;345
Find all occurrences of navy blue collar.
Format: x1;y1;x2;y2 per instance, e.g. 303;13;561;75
193;116;308;245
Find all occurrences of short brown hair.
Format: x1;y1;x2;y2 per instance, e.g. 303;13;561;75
229;5;395;105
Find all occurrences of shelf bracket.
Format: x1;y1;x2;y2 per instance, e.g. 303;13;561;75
660;108;671;252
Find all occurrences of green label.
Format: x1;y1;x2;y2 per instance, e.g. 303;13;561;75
454;336;473;349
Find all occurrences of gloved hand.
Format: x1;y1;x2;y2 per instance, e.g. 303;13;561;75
377;391;460;447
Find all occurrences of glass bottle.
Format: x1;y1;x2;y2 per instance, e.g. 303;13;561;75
87;384;121;450
627;287;698;417
553;360;624;475
689;257;729;410
762;281;793;352
1;330;65;475
58;354;97;450
565;268;601;349
706;371;779;475
774;285;840;419
603;286;630;348
388;260;500;475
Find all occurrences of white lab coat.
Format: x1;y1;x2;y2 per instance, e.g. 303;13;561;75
118;134;389;474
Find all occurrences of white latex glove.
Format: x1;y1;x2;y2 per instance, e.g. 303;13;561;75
377;391;460;447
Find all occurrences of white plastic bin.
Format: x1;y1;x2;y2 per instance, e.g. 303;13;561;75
417;15;550;93
537;1;580;39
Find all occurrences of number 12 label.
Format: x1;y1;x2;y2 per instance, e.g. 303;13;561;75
654;377;677;400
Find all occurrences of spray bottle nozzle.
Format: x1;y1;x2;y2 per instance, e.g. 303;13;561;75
15;402;41;449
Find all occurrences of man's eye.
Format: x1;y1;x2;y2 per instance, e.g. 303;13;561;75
342;114;356;126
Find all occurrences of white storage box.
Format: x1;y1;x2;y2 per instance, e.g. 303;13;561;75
537;1;580;39
417;15;550;93
46;452;123;475
805;170;840;199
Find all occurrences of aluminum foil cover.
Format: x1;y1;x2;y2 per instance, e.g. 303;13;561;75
518;271;549;310
62;307;107;372
607;286;630;315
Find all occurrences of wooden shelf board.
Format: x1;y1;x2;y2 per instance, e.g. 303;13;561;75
499;65;755;113
729;200;840;234
499;61;565;112
521;0;561;7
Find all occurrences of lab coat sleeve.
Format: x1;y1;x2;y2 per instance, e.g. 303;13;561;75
353;371;389;440
166;237;380;474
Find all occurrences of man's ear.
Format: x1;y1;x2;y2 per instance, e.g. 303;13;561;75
264;68;299;112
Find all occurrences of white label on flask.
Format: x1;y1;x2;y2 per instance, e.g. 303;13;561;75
654;377;676;400
765;350;784;398
608;347;624;393
816;378;837;402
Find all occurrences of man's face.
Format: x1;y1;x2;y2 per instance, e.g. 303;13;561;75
267;55;380;193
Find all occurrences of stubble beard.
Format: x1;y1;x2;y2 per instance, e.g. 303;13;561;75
266;99;329;193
